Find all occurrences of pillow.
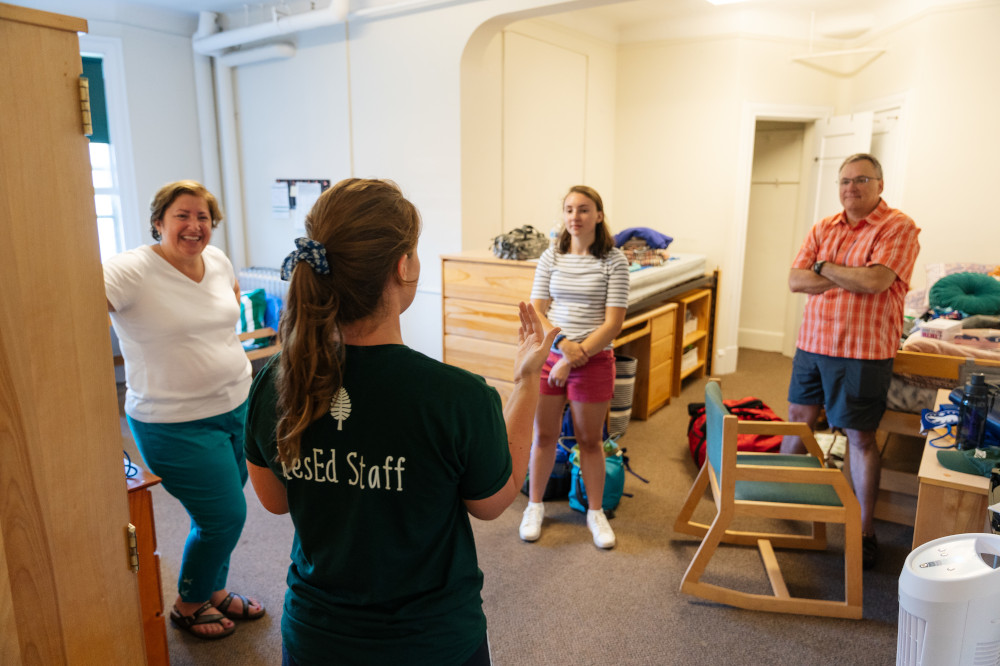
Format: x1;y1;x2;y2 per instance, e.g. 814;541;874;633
929;272;1000;316
916;262;996;312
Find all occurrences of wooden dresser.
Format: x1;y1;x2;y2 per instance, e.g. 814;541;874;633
127;464;169;666
441;251;682;419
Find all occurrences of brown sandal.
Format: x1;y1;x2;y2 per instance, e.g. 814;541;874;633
169;601;236;640
216;592;266;621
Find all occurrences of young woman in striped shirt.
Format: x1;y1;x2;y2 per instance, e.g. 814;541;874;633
518;185;630;548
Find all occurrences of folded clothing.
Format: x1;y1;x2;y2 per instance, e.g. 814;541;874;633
902;329;1000;359
620;238;670;267
614;227;673;250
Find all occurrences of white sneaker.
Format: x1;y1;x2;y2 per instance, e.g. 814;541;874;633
587;509;616;549
519;502;544;542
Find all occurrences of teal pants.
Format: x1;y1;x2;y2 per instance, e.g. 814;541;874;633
127;401;248;602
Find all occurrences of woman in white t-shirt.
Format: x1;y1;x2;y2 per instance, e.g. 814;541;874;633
104;181;263;641
519;185;630;549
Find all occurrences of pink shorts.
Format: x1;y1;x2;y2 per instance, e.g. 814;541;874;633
539;349;615;403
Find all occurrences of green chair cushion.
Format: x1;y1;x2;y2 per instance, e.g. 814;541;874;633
734;453;843;506
929;272;1000;316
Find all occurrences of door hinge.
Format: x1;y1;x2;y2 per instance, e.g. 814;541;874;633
127;523;139;573
79;77;93;137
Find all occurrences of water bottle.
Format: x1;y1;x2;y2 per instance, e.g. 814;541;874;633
549;220;563;250
956;373;998;450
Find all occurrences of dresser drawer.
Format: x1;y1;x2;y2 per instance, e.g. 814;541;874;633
443;334;516;381
651;334;673;367
650;308;676;342
442;259;535;305
649;359;673;410
443;298;521;344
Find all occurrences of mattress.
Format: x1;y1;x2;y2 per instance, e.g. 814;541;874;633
627;253;707;307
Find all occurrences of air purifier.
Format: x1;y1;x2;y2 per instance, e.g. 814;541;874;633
897;533;1000;665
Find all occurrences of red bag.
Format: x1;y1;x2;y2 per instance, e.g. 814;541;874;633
687;397;783;467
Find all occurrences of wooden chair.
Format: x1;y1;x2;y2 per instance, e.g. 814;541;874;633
674;379;863;619
239;326;281;363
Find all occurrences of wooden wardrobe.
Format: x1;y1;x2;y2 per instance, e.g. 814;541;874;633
0;4;145;663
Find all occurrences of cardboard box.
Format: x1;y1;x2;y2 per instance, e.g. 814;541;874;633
919;318;962;341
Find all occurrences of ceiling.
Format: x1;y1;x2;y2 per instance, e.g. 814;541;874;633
111;0;952;43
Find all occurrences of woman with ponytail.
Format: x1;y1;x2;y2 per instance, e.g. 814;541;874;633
244;178;556;666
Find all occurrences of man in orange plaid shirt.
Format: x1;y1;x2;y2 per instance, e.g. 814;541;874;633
781;153;920;570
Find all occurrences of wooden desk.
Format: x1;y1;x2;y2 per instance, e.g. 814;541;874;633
127;463;169;666
912;389;989;549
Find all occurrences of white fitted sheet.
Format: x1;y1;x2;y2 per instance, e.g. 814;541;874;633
627;253;707;307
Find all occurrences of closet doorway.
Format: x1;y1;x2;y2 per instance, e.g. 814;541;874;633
738;120;808;354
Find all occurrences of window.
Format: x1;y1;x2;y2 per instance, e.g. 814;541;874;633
82;55;125;262
79;36;140;259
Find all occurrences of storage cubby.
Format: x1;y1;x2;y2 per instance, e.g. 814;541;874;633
670;288;713;396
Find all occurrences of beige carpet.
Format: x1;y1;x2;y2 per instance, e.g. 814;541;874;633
124;349;915;665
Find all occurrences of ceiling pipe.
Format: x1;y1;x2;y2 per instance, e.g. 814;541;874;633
211;42;296;271
193;11;224;253
193;0;349;56
192;8;297;268
217;42;296;67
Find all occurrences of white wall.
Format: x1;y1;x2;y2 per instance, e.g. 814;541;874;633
849;2;1000;293
613;35;838;371
235;26;352;270
461;17;618;250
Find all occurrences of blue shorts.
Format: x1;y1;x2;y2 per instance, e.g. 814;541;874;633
787;349;893;432
539;349;615;403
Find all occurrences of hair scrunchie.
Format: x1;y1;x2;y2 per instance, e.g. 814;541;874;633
281;237;331;281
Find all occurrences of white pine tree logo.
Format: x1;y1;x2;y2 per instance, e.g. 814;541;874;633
330;387;351;431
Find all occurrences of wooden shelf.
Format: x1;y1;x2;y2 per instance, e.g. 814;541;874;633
682;329;707;348
679;360;706;380
670;288;714;396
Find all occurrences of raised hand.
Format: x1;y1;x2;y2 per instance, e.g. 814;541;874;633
513;302;558;383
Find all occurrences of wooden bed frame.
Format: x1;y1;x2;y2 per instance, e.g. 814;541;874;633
879;349;1000;437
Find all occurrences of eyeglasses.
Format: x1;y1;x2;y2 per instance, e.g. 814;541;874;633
838;176;880;187
955;334;1000;342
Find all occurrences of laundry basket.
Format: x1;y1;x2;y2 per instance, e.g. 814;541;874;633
897;533;1000;666
609;355;638;439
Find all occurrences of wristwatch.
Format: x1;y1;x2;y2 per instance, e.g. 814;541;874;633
812;260;826;276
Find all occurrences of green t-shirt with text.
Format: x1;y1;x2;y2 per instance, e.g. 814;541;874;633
245;345;510;665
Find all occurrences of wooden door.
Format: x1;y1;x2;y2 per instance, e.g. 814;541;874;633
0;4;145;663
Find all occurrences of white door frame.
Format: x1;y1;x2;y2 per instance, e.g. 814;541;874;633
718;102;834;375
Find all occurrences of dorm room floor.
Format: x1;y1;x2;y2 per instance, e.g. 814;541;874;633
119;348;917;665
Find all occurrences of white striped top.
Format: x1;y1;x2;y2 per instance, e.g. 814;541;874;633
530;247;630;348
